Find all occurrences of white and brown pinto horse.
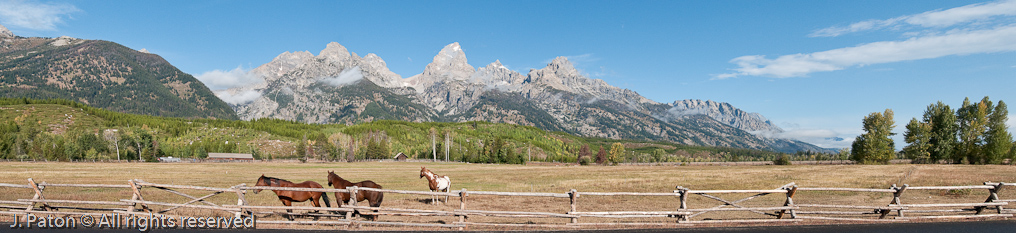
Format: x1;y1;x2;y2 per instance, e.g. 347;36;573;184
419;167;451;204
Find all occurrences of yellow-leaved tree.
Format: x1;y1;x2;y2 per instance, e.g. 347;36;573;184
608;143;625;165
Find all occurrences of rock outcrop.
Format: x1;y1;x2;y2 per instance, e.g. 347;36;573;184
0;24;13;38
668;99;782;134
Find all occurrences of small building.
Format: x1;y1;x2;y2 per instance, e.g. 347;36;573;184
207;153;254;161
158;156;181;162
393;152;408;161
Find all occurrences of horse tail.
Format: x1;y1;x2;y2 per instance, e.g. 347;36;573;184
321;191;331;208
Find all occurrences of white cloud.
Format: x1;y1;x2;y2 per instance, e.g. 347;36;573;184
214;89;262;105
719;25;1016;79
318;66;363;86
1008;115;1016;132
810;18;903;38
195;66;263;90
905;0;1016;27
811;0;1016;37
777;129;839;139
722;0;1016;79
0;0;80;31
773;129;852;149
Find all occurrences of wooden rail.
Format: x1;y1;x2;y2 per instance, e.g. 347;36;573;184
0;179;1013;230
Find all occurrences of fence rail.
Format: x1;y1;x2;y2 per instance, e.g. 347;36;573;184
1;179;1013;230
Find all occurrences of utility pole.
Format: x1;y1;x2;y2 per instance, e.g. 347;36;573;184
445;131;450;162
431;128;436;162
528;144;531;162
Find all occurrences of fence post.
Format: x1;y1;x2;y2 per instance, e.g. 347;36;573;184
569;189;578;224
346;186;358;220
676;186;689;221
459;188;467;230
26;178;49;211
881;184;908;219
777;185;798;219
127;179;151;213
980;182;1005;214
234;184;248;218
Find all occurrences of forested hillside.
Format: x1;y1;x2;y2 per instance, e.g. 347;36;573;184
0;36;236;120
0;98;824;164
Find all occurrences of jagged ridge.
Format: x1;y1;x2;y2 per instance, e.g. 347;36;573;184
224;42;833;153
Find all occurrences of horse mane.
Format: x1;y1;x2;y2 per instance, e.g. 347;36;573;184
421;167;439;177
328;171;351;184
261;176;292;186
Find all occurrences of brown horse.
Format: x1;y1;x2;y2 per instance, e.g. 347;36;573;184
254;175;331;220
327;171;384;220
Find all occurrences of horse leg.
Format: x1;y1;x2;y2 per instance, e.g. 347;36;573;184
444;188;450;204
337;193;349;218
369;192;384;221
311;195;322;220
282;199;294;221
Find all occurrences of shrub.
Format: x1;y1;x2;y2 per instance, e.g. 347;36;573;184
773;154;792;165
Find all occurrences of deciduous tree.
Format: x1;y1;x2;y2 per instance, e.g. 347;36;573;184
902;118;932;163
984;100;1012;164
924;102;957;163
956;97;990;164
608;143;625;165
851;109;896;164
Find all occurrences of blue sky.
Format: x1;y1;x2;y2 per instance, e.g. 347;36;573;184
2;0;1014;149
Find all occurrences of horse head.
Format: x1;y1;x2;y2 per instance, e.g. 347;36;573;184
327;171;335;187
253;174;267;194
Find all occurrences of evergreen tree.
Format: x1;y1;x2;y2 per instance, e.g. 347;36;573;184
924;102;957;163
851;109;896;164
984;100;1012;164
902;118;932;163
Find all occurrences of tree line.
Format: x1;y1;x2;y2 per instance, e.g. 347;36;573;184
851;96;1013;164
1;97;828;164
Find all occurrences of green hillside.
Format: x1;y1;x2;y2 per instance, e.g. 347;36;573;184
0;98;819;163
0;37;237;120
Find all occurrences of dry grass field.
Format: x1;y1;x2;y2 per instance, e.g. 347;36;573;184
2;162;1015;230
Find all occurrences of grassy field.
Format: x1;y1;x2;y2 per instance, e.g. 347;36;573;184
2;162;1015;230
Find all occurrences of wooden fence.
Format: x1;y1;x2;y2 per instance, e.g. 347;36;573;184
1;179;1013;229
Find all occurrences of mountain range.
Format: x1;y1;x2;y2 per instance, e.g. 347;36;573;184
219;42;832;153
0;20;831;153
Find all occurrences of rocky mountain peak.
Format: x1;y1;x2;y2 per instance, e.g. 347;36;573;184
252;50;315;80
420;42;474;79
361;53;403;88
668;99;783;134
548;57;581;77
492;59;506;69
0;24;13;38
471;60;526;89
317;42;350;62
527;56;582;93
